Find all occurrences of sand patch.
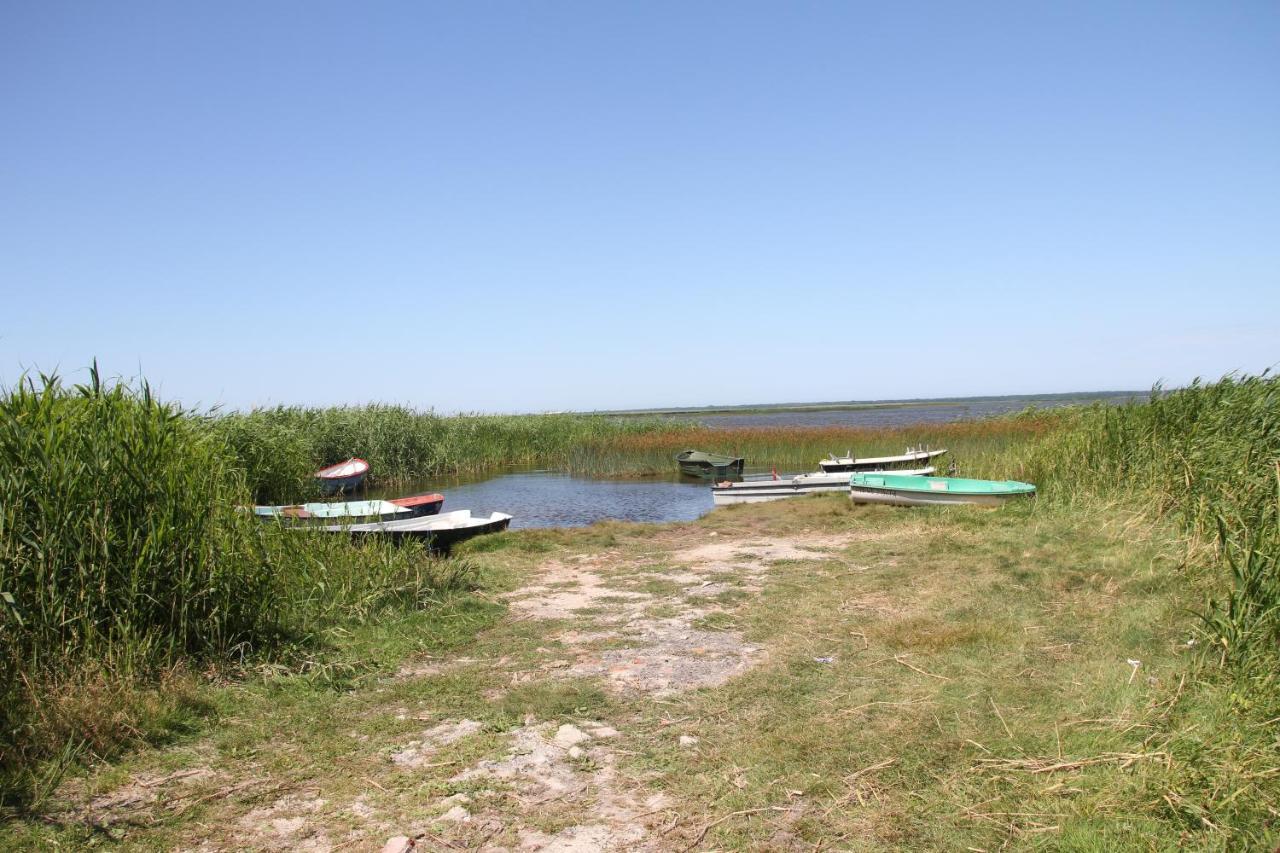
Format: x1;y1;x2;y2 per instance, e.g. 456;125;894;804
441;721;669;851
391;718;485;768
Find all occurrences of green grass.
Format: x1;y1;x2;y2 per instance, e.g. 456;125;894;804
2;366;1276;846
0;370;482;813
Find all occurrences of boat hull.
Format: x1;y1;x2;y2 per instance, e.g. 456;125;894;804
848;474;1036;507
253;498;411;524
847;487;1027;507
819;448;947;473
388;493;445;518
712;467;935;506
678;459;746;479
317;473;366;495
315;458;371;495
675;450;746;479
326;510;513;552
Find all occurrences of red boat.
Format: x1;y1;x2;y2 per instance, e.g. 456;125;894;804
388;493;445;518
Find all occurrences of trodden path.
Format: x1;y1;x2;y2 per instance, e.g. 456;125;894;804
31;498;1193;850
46;510;881;852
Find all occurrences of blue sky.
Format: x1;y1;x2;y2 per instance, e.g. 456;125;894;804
2;2;1277;412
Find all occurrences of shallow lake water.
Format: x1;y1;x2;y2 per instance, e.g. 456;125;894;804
369;470;713;530
362;393;1139;530
668;392;1141;429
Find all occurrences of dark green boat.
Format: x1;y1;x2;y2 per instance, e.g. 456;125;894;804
675;449;746;479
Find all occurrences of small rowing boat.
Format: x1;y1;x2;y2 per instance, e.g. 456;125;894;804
254;498;411;523
848;473;1035;507
254;494;444;524
315;458;370;494
325;510;513;552
675;449;746;479
387;493;445;516
712;467;935;505
819;447;947;473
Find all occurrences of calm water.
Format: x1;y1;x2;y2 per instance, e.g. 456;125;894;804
364;392;1140;529
370;470;713;530
674;393;1141;430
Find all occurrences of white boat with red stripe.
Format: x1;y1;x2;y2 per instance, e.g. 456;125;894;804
315;457;370;494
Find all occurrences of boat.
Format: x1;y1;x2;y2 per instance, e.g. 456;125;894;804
819;447;947;473
325;510;514;552
315;458;370;494
848;473;1035;507
254;498;414;523
712;467;935;505
387;493;445;517
675;449;746;479
254;494;444;523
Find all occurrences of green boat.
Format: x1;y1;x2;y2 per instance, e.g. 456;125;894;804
849;474;1035;507
675;449;746;479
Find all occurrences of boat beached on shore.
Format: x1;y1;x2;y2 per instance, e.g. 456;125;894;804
324;509;513;551
253;494;444;523
712;467;935;505
849;473;1035;507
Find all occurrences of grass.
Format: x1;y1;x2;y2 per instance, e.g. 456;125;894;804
1;368;1276;847
7;493;1274;849
0;370;482;813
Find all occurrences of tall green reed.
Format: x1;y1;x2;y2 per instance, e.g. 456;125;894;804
213;405;678;502
0;370;477;811
1021;373;1280;663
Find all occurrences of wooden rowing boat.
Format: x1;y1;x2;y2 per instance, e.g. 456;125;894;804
848;474;1035;507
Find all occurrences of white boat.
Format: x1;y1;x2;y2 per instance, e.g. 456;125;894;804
315;457;370;494
818;447;947;473
323;510;513;551
712;467;935;505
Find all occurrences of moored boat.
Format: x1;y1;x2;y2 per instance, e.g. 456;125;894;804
254;498;412;523
675;449;746;479
316;458;370;494
388;493;445;517
326;510;513;552
819;447;947;473
848;473;1035;507
712;467;935;506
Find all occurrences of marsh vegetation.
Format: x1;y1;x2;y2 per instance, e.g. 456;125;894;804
0;368;1276;847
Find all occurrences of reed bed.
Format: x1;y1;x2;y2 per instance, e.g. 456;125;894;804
0;371;476;811
566;415;1061;478
5;365;1276;821
213;405;675;502
1019;373;1280;664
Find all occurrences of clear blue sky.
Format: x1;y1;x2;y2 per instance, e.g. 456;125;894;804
2;2;1277;412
